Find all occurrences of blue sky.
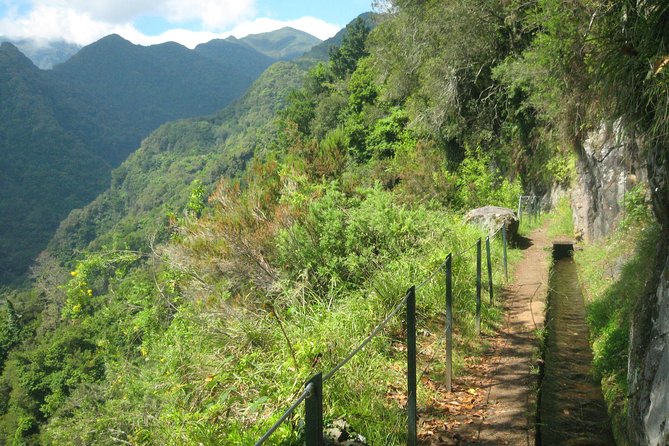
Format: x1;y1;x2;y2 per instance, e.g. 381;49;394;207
0;0;373;47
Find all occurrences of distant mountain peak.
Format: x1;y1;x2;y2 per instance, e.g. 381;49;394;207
0;41;20;53
0;41;37;70
237;27;322;60
0;38;81;69
95;34;134;47
101;33;130;42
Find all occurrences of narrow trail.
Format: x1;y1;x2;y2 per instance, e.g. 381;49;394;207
472;224;549;445
418;224;550;445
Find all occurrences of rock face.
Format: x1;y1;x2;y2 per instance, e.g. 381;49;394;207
628;139;669;446
574;120;669;445
571;119;646;241
464;206;519;240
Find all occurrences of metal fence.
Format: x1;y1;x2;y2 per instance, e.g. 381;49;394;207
518;195;540;224
254;225;510;446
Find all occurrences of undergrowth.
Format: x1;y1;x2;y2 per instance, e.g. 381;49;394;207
30;180;516;445
546;197;573;239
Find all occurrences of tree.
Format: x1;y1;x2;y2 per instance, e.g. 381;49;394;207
0;299;19;367
330;17;371;78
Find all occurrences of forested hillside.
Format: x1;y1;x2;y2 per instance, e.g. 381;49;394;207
48;33;281;165
227;27;321;60
0;28;320;285
0;1;667;445
48;61;307;260
0;43;110;284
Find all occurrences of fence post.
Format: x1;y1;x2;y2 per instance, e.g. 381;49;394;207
476;239;482;336
517;195;523;224
486;236;493;305
502;225;508;283
445;254;453;392
406;286;417;446
305;373;323;446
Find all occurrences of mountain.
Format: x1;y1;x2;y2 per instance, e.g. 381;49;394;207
0;30;312;285
4;6;669;445
0;38;81;69
48;34;276;165
48;61;306;258
194;36;275;74
300;12;376;62
0;43;109;284
44;25;357;261
235;27;321;60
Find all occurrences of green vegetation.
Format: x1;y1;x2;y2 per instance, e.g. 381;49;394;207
0;28;320;285
0;10;524;443
233;27;322;60
1;1;668;444
47;61;307;261
0;43;110;285
546;197;574;239
575;187;659;445
49;33;278;165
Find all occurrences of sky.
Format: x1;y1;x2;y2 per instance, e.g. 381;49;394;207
0;0;373;48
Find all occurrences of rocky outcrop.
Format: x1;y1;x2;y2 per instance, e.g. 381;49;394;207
628;139;669;446
464;206;519;240
570;119;669;445
571;119;646;241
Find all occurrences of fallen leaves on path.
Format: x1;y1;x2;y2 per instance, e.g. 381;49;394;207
416;336;505;445
383;330;511;445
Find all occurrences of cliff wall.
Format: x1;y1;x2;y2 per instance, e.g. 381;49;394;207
570;120;668;446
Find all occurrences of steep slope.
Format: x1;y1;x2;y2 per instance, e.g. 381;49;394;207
48;61;306;259
194;37;275;74
237;27;321;60
299;12;376;63
0;31;305;284
0;43;109;284
0;12;527;444
48;34;275;165
0;38;81;69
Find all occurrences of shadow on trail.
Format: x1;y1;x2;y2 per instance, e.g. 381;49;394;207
513;234;533;250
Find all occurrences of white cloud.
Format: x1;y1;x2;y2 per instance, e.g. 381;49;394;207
0;5;124;44
23;0;256;28
0;1;340;49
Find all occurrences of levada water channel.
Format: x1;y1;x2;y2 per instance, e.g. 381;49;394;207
537;243;615;445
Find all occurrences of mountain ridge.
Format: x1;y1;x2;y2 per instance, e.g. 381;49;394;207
0;27;324;284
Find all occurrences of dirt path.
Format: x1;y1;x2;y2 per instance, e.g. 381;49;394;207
474;225;550;445
419;224;551;445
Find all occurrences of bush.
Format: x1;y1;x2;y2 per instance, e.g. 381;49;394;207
455;147;523;209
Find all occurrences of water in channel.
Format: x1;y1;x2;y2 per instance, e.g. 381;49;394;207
538;248;615;445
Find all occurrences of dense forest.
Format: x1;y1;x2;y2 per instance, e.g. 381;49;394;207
0;1;667;444
0;27;320;285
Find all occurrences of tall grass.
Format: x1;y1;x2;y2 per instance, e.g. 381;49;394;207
546;197;573;238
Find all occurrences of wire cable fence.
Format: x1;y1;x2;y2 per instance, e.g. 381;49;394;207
518;195;540;225
254;217;516;446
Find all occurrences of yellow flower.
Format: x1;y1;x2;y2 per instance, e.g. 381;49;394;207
70;271;78;277
87;289;93;296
